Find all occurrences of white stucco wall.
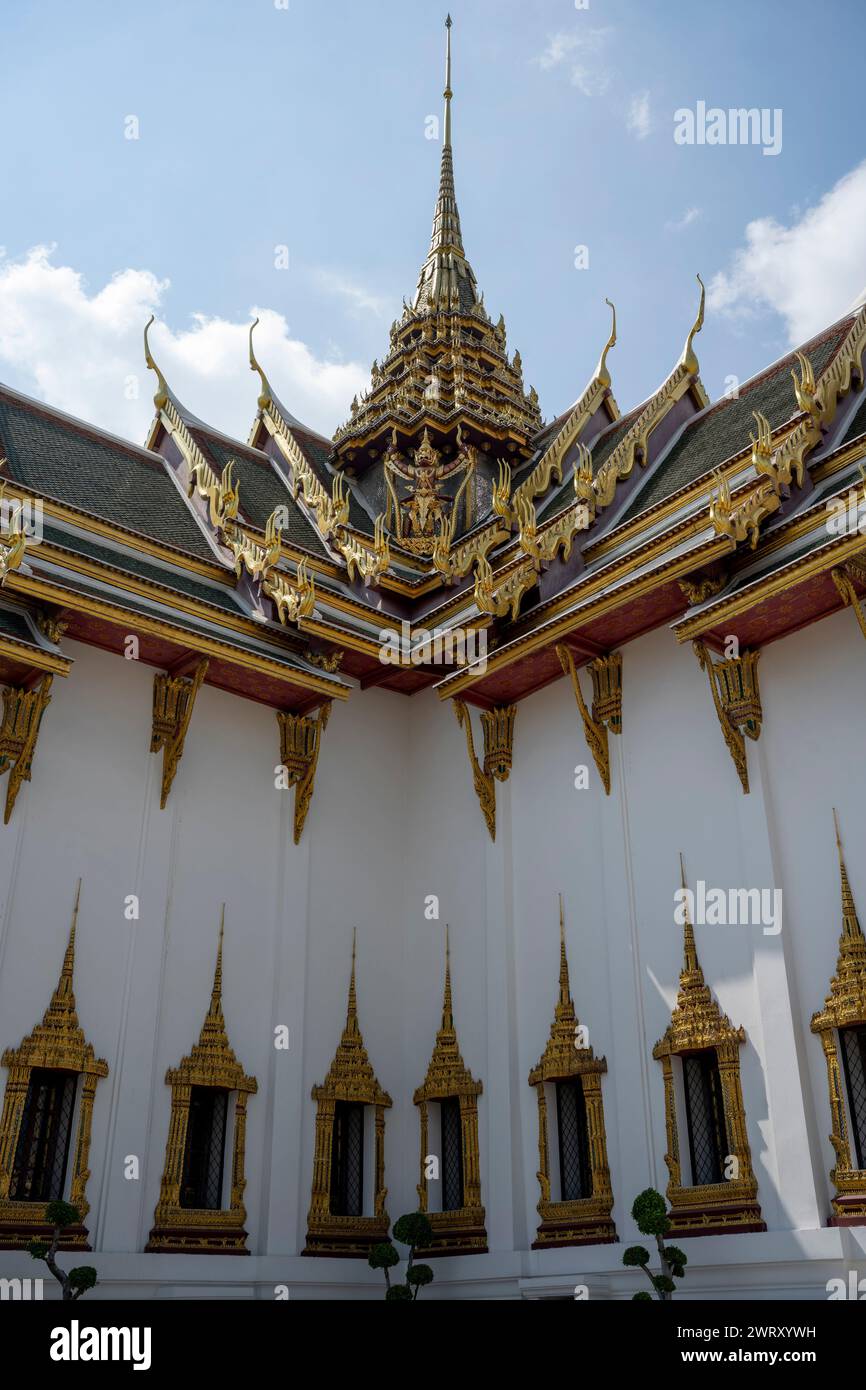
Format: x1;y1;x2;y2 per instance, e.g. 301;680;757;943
1;621;866;1299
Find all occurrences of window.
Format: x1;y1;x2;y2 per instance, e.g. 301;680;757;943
9;1068;77;1203
330;1101;364;1217
683;1050;728;1186
556;1079;592;1201
180;1086;228;1210
841;1026;866;1169
441;1097;464;1211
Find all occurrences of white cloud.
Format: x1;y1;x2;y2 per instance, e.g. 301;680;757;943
534;29;613;97
708;161;866;343
626;90;652;140
666;207;702;232
0;245;368;445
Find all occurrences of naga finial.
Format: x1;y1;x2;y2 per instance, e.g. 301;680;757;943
143;315;170;411
595;298;617;389
249;317;273;412
679;274;705;376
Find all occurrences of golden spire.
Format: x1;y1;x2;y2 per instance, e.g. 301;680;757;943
442;923;454;1031
47;878;81;1021
413;15;477;311
443;14;453;150
195;907;229;1054
679;853;701;978
834;808;864;942
249;317;273;411
345;928;359;1036
678;274;705;376
143;315;170;411
594;299;617;390
558;893;571;1006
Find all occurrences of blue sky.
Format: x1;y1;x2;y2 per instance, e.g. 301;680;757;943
1;0;865;443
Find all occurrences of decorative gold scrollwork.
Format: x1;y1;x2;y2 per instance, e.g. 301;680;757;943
693;641;761;795
0;674;53;824
151;659;208;809
277;700;332;844
556;645;621;795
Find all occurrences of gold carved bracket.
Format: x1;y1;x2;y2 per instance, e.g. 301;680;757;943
453;699;515;841
277;699;332;844
693;641;761;795
556;645;621;795
831;564;866;646
0;674;53;824
151;659;208;809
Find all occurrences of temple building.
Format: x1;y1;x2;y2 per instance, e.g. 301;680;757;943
1;19;866;1299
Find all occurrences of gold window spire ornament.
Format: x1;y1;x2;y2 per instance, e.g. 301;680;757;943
413;926;487;1255
652;858;763;1237
810;811;866;1225
303;932;392;1256
0;881;108;1250
146;910;257;1254
528;897;616;1248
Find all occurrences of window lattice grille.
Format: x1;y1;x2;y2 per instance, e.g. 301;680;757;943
330;1101;364;1217
841;1026;866;1170
440;1097;465;1211
683;1050;728;1186
9;1068;76;1203
180;1087;228;1210
556;1079;592;1201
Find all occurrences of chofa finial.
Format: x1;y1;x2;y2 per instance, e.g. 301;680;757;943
679;274;705;375
249;317;273;412
143;315;170;412
595;298;617;389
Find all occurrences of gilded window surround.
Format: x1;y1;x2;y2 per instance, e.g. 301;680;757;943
528;901;616;1248
0;882;108;1250
303;934;392;1257
146;913;257;1254
810;812;866;1226
414;929;487;1256
652;860;764;1237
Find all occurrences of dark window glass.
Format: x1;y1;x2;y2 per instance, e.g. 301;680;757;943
441;1097;464;1211
683;1050;728;1186
556;1079;592;1201
841;1026;866;1169
330;1102;364;1217
180;1087;228;1210
10;1068;76;1202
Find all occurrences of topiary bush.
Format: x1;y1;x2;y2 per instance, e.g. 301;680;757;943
368;1212;435;1301
622;1188;687;1301
28;1201;97;1301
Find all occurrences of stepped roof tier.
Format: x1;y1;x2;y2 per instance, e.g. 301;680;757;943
2;19;866;717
